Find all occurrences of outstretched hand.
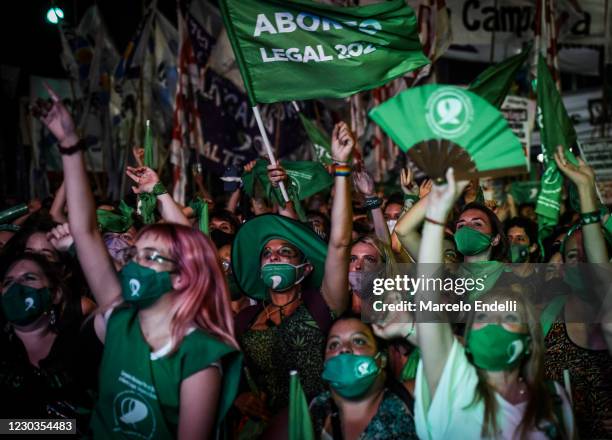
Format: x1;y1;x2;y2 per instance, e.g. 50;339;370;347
31;83;78;148
331;122;355;164
126;166;160;194
427;168;469;221
267;163;287;188
554;145;595;190
47;223;74;253
353;169;375;197
400;167;415;195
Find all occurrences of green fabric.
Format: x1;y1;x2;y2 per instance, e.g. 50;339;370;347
454;227;491;256
144;120;154;168
457;261;506;300
509;181;540;205
468;43;532;109
540;295;568;338
231;214;327;301
289;372;315;440
118;262;173;309
400;347;420;381
321;353;380;398
0;203;28;224
603;212;612;246
91;307;242;439
1;284;52;326
96;200;135;233
369;85;526;176
299;114;333;166
509;244;530;263
261;262;308;291
466;324;530;371
242;159;333;222
535;55;578;242
218;0;429;105
138;193;157;225
188;197;209;235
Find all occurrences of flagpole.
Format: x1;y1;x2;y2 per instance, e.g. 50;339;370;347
252;105;290;202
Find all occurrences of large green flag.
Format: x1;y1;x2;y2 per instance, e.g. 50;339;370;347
242;159;333;221
468;44;532;109
535;55;578;240
289;371;315;440
218;0;429;105
298;114;333;166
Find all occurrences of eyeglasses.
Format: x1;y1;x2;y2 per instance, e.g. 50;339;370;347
124;246;177;268
261;246;301;259
221;259;231;272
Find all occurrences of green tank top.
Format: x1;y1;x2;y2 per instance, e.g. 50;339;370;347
90;307;242;439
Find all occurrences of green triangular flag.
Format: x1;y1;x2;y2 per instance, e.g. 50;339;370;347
289;371;315;440
468;43;532;109
298;114;333;166
144;119;154;168
535;55;578;241
242;159;333;222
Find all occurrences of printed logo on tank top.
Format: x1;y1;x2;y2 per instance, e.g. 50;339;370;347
112;371;157;439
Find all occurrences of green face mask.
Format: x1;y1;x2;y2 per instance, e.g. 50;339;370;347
1;284;52;326
119;261;173;309
510;244;530;263
454;226;492;256
261;263;307;292
467;324;531;371
322;353;381;399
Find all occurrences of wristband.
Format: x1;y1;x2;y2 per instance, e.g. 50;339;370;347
58;139;86;155
334;165;351;177
332;157;349;165
580;210;600;226
363;196;382;210
151;181;168;197
425;217;446;227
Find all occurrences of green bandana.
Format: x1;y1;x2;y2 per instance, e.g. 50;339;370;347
1;284;52;326
467;324;530;371
454;226;491;256
322;353;381;399
189;197;209;235
97;201;135;233
510;244;530;263
119;262;173;309
400;348;420;381
261;262;308;292
138;193;158;225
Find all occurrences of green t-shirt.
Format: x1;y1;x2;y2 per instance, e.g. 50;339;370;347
90;307;242;439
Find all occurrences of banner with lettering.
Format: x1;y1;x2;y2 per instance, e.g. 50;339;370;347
218;0;429;105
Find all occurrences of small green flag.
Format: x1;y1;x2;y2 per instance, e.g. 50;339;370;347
510;181;540;205
218;0;429;105
144;119;154;168
242;159;333;222
535;55;578;241
298;114;333;166
468;44;532;109
289;371;315;440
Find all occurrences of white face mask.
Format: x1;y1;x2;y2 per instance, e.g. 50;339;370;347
386;219;397;233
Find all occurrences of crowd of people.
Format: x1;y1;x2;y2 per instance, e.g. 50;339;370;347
1;86;612;440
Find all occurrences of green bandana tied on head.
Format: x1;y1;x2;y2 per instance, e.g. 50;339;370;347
467;324;530;371
96;201;134;233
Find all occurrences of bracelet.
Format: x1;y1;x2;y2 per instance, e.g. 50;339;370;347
581;210;601;225
58;139;86;156
363;196;382;210
334;165;351;177
405;321;416;339
151;181;168;197
425;217;446;227
332;157;349;165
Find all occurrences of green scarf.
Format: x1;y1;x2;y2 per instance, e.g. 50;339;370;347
96;201;135;233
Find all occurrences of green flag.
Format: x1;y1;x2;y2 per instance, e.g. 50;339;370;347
144;119;154;168
468;44;532;109
289;371;315;440
298;114;333;165
218;0;429;105
535;55;578;240
189;197;210;235
242;159;333;221
510;181;540;205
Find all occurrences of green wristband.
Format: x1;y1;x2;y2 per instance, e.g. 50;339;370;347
580;210;601;226
151;181;168;197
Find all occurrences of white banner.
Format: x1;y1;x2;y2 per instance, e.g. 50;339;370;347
501;95;535;170
580;138;612;205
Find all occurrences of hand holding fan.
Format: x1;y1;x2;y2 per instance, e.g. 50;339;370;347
369;85;527;182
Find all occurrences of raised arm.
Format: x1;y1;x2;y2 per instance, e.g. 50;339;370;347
416;168;468;396
49;182;68;224
353;169;391;245
35;84;120;308
554;146;608;263
321;122;354;315
126;166;190;226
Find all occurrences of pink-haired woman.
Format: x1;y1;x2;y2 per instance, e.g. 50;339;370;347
34;86;241;439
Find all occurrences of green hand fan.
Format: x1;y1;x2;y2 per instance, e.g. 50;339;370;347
369;85;527;181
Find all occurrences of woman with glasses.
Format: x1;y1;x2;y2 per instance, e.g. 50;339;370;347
231;123;353;431
34;85;242;439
